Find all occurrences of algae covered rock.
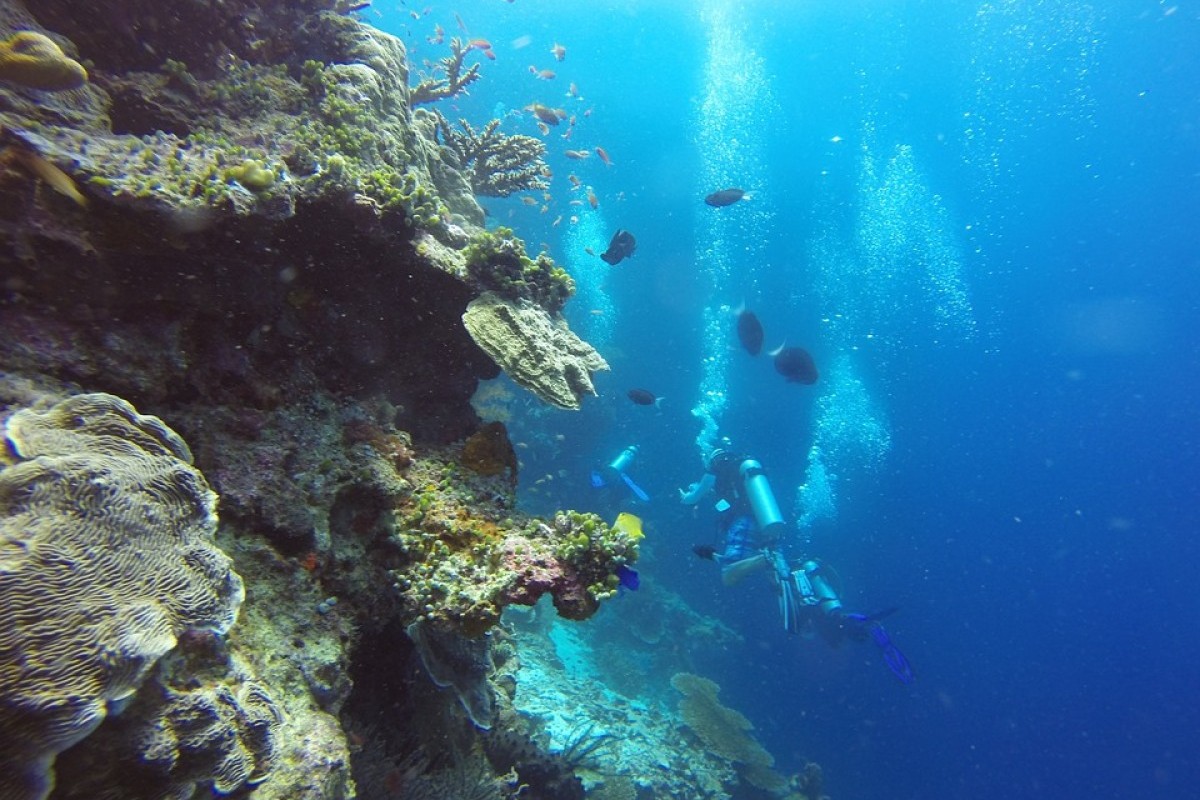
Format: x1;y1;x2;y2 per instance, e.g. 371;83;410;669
463;292;609;410
0;393;244;800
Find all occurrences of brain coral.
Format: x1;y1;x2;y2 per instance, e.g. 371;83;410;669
0;393;245;800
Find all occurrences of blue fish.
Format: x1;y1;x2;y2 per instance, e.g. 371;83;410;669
616;564;640;591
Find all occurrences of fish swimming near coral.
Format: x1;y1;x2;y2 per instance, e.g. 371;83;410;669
601;229;636;265
526;103;566;125
736;307;764;356
772;344;819;384
705;188;750;207
614;512;645;541
616;564;640;592
627;388;662;408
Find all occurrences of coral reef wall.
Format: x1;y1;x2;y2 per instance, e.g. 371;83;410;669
0;1;626;798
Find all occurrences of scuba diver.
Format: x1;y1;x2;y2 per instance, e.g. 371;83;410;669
682;440;914;684
591;444;650;504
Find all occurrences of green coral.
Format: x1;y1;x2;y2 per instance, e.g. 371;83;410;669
225;159;276;192
464;227;575;313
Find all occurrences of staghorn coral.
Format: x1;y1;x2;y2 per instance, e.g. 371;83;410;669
0;393;244;800
463;293;608;411
410;37;482;106
434;111;549;197
670;672;775;769
0;30;87;91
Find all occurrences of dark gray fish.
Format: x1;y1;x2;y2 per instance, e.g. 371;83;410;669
773;346;818;385
601;229;637;265
737;309;764;355
627;388;662;407
705;188;747;207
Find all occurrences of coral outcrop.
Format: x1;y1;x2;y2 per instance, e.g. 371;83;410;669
464;293;609;410
0;393;245;800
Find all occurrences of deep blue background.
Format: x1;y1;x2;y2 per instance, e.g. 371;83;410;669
376;2;1200;797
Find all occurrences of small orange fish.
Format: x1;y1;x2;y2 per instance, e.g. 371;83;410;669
483;49;496;60
468;38;492;50
595;146;613;166
537;121;550;135
564;149;589;160
568;174;581;187
587;190;598;209
551;43;567;61
535;69;555;80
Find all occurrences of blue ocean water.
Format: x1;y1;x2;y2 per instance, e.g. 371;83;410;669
379;2;1200;798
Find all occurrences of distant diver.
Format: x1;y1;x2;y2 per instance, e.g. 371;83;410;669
771;345;818;385
704;188;751;207
736;308;764;356
590;445;650;503
601;229;637;265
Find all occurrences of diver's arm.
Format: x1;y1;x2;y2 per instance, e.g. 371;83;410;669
679;472;716;504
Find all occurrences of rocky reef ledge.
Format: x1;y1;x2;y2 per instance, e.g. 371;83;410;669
0;0;606;426
0;1;630;798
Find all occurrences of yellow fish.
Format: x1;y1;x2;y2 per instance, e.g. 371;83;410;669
613;512;644;541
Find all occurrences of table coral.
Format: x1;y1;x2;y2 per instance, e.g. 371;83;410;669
0;393;244;800
670;672;774;768
463;292;609;411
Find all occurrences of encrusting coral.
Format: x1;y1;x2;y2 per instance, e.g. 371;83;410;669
0;393;246;800
0;30;87;91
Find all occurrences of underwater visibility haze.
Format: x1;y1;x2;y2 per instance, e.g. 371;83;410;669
1;1;1197;799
